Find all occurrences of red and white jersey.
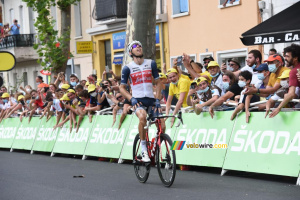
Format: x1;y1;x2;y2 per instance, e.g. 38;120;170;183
121;59;159;98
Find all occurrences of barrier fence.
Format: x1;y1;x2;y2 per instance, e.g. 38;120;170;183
0;112;299;185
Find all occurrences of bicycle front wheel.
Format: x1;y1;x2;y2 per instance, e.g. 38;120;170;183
156;133;176;187
133;134;150;183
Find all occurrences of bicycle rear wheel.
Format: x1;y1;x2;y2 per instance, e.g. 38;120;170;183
133;134;150;183
156;133;176;187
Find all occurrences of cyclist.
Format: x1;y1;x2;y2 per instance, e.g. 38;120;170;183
120;40;165;162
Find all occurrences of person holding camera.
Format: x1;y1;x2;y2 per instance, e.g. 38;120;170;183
54;72;69;89
10;19;20;35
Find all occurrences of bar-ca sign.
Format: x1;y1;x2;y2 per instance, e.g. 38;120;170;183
241;31;300;46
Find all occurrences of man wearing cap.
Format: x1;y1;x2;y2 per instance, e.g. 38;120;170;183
187;77;221;115
203;56;214;71
5;95;29;119
166;68;190;126
70;74;80;87
221;58;241;74
159;72;177;106
245;54;289;100
207;61;224;95
270;44;300;118
61;84;71;93
120;40;164;163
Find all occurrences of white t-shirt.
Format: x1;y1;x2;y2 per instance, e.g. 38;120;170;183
51;99;62;112
240;65;261;86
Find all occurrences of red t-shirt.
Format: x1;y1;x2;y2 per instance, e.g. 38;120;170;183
34;95;44;109
289;63;300;88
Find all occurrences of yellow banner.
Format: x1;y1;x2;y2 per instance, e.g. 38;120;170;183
76;41;93;54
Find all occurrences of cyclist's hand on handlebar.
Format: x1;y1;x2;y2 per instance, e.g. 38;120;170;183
154;99;162;113
131;97;142;111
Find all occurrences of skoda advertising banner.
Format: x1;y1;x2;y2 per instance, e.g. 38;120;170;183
11;118;41;150
52;117;92;155
0;118;20;148
173;112;234;167
32;117;60;153
223;112;300;177
84;115;132;158
119;115;177;160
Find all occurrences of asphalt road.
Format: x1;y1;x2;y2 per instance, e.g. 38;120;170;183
0;150;299;200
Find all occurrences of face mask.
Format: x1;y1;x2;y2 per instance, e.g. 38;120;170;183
228;66;234;72
90;92;97;97
257;73;265;80
280;80;289;88
26;100;31;105
36;82;40;85
238;80;246;88
70;81;77;87
35;96;40;100
26;88;32;92
268;64;277;73
223;82;230;90
171;80;179;85
3;99;8;103
197;86;209;94
210;72;220;78
251;64;256;69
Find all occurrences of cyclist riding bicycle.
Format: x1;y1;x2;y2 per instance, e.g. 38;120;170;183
120;40;166;163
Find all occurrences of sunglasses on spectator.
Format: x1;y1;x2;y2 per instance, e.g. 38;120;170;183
116;96;123;100
230;63;236;66
132;44;141;49
203;61;209;64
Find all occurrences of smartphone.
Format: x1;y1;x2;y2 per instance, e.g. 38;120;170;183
105;66;110;73
177;56;183;66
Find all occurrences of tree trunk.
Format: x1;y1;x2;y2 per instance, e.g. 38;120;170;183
59;5;72;73
123;0;157;65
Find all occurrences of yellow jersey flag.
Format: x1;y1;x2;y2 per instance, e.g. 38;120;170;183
0;51;16;71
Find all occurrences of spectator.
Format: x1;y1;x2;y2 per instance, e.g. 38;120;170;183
111;92;132;129
207;61;224;94
61;84;71;93
54;72;69;89
10;19;20;35
1;86;8;93
0;23;4;40
3;23;10;37
231;71;259;121
80;80;87;88
28;90;44;123
165;68;190;127
75;84;84;96
69;73;80;87
187;77;221;115
203;55;214;71
221;58;240;74
159;72;177;106
269;48;277;56
270;44;300;118
209;71;242;118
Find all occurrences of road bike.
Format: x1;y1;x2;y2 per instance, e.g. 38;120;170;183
132;110;183;187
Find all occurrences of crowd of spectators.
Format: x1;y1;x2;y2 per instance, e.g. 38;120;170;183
1;43;300;130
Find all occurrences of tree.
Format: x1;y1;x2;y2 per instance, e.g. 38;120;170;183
123;0;157;65
22;0;80;74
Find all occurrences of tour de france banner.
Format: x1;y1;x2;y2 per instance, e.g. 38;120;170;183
84;115;132;159
223;112;300;177
119;115;177;160
11;117;41;150
31;117;60;153
52;116;92;155
0;118;21;148
173;112;234;168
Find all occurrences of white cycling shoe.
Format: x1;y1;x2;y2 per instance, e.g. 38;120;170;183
141;151;151;162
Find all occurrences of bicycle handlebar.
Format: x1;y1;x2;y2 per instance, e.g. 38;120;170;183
144;111;184;129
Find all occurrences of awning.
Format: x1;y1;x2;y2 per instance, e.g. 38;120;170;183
240;2;300;46
112;54;123;65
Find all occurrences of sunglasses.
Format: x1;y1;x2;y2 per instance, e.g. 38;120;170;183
116;96;123;100
230;63;236;66
203;61;209;64
132;44;141;49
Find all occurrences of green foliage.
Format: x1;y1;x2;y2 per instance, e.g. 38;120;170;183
22;0;80;72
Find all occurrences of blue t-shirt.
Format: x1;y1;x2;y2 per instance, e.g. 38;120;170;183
10;24;20;35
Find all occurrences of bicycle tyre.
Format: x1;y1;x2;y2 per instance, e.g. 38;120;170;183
156;133;176;187
133;134;150;183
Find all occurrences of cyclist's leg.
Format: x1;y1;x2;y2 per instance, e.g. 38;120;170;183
135;108;147;140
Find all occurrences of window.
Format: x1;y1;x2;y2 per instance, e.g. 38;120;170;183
219;0;241;9
23;72;28;86
28;7;35;34
9;8;14;24
216;48;248;70
170;54;196;73
172;0;189;18
74;3;82;37
19;6;24;33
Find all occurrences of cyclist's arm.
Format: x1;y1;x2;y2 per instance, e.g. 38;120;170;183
154;78;162;100
120;65;132;102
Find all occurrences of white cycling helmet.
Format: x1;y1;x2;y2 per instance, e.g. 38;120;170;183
127;40;142;57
